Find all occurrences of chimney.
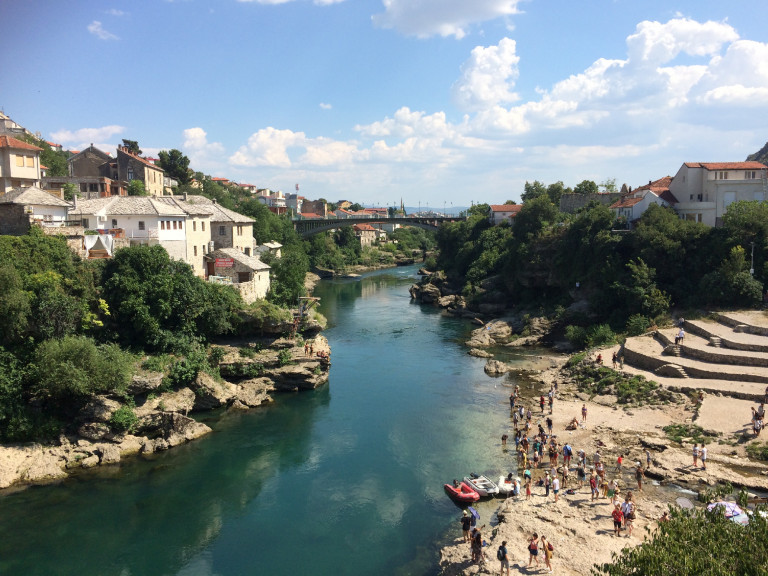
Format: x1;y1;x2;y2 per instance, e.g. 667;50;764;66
73;194;78;208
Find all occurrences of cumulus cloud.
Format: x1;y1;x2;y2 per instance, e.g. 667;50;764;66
107;9;126;17
87;21;118;40
229;127;307;168
50;125;125;146
319;102;333;110
372;0;521;39
453;38;520;111
182;127;226;172
626;18;738;65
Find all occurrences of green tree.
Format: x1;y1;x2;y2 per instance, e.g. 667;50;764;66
122;139;142;156
127;180;147;196
157;149;191;185
593;506;768;575
700;246;764;307
62;182;77;201
0;264;30;346
265;245;309;306
600;178;618;193
513;195;560;240
546;181;571;206
574;180;599;195
522;180;547;202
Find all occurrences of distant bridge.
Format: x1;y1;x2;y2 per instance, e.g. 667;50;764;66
292;216;466;237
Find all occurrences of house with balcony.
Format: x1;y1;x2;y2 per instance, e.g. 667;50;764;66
0;135;42;193
669;162;768;226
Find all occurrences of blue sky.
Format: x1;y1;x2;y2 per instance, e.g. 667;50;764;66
2;0;767;207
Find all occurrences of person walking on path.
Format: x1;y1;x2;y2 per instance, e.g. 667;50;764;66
548;389;554;414
540;535;554;573
612;503;624;537
692;444;699;468
635;462;644;491
581;403;588;423
498;540;510;576
612;351;618;369
552;475;560;502
615;454;623;472
460;510;472;542
527;533;541;569
590;470;599;502
525;476;532;501
645;448;652;469
701;445;707;470
544;472;551;498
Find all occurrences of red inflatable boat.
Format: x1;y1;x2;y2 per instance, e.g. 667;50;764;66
444;481;480;502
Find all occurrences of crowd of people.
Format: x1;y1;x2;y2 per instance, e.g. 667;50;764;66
461;382;656;572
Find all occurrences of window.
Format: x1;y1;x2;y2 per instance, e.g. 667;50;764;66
161;221;165;230
138;221;145;231
111;219;117;228
193;221;197;232
715;171;728;180
179;220;183;230
238;272;251;283
173;221;177;230
89;183;98;192
80;183;88;192
202;244;206;254
746;171;757;179
15;155;23;167
237;225;243;236
25;156;34;167
202;222;206;232
82;218;90;228
219;226;226;236
194;246;198;256
127;169;134;180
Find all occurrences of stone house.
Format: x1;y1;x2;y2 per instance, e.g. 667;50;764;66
183;195;256;255
352;223;377;247
255;241;282;259
116;145;165;197
0;186;72;235
669;162;768;226
205;248;271;303
0;135;42;193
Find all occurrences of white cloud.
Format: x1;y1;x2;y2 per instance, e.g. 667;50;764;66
107;9;126;17
372;0;521;39
319;102;333;110
182;127;226;173
626;18;738;66
50;125;125;147
452;38;520;111
229;127;307;168
87;21;118;41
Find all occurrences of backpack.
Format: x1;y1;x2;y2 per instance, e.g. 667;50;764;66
497;546;505;561
548;542;554;552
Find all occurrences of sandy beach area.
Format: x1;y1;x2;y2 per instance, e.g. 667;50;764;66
438;354;768;575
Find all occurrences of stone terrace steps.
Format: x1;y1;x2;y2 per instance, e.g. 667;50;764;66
656;329;768;368
624;333;768;386
718;311;768;337
685;318;768;353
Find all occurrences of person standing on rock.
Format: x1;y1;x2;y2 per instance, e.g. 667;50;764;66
582;403;588;423
541;535;554;573
544;471;551;498
612;503;624;537
645;448;652;469
525;475;532;501
548;389;554;414
590;470;599;501
540;395;546;413
692;443;699;467
552;474;560;502
527;533;541;569
460;510;472;542
635;462;644;491
701;445;707;470
498;540;510;576
621;493;636;537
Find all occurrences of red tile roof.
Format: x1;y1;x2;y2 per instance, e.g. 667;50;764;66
489;204;522;213
634;176;673;193
610;196;644;209
0;135;42;151
300;212;323;219
353;223;376;231
685;162;767;170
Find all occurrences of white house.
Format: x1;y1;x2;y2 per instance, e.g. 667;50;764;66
205;247;271;303
609;176;676;225
0;186;72;234
669;162;768;226
0;135;42;193
488;204;522;226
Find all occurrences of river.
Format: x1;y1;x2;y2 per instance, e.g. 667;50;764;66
0;265;554;575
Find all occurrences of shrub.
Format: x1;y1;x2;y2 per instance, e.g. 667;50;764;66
746;442;768;461
277;349;293;366
110;401;138;433
141;354;173;373
565;325;588;348
625;314;651;336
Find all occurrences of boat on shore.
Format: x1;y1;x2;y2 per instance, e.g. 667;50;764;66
463;474;500;497
444;481;480;502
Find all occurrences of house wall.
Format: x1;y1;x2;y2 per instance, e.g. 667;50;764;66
213;222;254;254
185;216;212;276
0;204;30;235
0;149;40;192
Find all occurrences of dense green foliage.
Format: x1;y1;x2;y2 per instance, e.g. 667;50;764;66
18;133;69;177
593;506;768;575
157;149;191;185
435;194;768;335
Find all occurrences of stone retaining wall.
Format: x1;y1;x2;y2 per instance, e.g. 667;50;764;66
684;321;768;353
656;331;768;367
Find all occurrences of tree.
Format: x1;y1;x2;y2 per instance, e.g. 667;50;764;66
157;149;191;185
62;182;77;201
600;178;618;193
265;245;309;306
546;181;571;206
122;139;142;156
522;180;547;202
504;200;517;205
593;506;768;575
127;180;147;196
574;180;599;195
513;195;560;240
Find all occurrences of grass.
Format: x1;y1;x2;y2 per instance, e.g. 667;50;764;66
565;357;674;405
663;423;720;445
746;441;768;461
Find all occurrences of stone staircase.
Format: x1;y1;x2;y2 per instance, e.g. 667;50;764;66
621;312;768;402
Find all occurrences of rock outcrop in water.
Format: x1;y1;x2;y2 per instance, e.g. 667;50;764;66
0;334;332;490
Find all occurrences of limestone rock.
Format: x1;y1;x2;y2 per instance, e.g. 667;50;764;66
419;283;442;304
79;396;122;423
234;377;275;407
78;422;111;442
127;373;164;395
80;455;100;468
484;359;512;376
193;371;238;411
156;387;196;414
136;412;211;445
469;348;493;358
96;444;121;465
264;363;328;391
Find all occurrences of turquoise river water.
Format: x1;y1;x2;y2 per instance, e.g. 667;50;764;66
0;266;552;575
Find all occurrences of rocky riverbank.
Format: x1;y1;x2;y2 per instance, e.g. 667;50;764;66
0;334;331;491
437;358;768;576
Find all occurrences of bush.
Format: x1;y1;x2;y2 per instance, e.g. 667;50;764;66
746;442;768;461
565;325;588;348
277;349;293;366
625;314;651;336
110;400;138;433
